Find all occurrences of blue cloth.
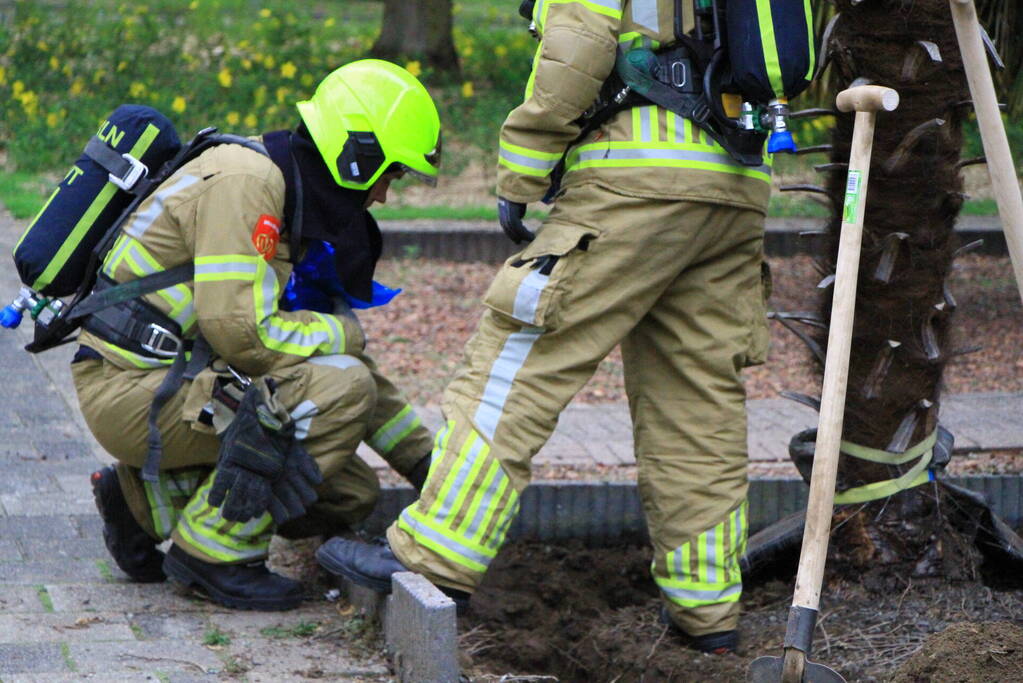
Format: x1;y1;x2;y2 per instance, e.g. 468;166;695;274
280;241;400;313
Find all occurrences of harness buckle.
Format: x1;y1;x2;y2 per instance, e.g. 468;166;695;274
109;153;148;192
140;324;182;358
670;60;689;89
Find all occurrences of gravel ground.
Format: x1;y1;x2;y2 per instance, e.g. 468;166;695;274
360;253;1023;407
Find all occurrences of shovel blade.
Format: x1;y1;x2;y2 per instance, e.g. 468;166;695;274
747;655;846;682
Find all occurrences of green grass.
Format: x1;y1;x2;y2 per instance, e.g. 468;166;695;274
259;620;320;639
0;172;53;219
202;626;231;647
35;584;54;612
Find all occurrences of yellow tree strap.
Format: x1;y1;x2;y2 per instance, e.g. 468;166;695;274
833;429;938;504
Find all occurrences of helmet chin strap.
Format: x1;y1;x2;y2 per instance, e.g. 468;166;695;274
287;144;304;264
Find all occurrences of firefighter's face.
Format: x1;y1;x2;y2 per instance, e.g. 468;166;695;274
365;170;404;208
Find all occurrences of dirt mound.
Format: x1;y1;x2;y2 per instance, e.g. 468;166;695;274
891;622;1023;683
461;541;1023;682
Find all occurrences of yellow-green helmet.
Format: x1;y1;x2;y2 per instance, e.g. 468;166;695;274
297;59;442;190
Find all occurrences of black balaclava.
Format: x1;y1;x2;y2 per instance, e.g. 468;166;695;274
263;124;383;302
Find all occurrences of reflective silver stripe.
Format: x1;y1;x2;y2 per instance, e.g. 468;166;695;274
673;114;687;144
499;147;559;172
576;146;771;175
289;399;319;441
307;353;362;370
639;106;653;143
705;527;717;584
464;461;507;539
194;260;259;277
401;509;493;567
124;174;199;239
474;328;543;441
435;436;485;522
369;407;421;454
145;481;174;538
257;263;278;319
631;0;659;32
262;319;331;349
317;314;344;353
660;582;741;603
512;269;550;324
672;546;684;579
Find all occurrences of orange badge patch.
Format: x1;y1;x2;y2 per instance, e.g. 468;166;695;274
252;214;281;261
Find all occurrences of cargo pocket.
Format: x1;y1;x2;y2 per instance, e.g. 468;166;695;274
743;261;772;367
482;223;598;330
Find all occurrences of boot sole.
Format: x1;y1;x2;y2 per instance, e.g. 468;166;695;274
91;469;166;583
163;551;303;612
315;545;393;593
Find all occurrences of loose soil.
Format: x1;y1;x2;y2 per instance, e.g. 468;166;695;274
459;540;1023;682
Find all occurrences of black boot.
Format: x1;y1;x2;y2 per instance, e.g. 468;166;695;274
90;467;166;583
316;537;470;610
163;544;304;611
659;605;739;654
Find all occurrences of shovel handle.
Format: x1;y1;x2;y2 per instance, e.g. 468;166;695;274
781;86;898;683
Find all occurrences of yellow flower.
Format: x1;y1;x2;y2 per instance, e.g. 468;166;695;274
405;60;421;77
189;0;199;9
48;56;59;70
461;81;474;98
46;111;59;128
324;17;335;28
129;81;147;98
117;60;128;72
263;55;276;69
300;73;314;87
0;67;6;86
92;70;106;84
495;45;508;57
242;59;252;70
280;61;296;79
226;111;240;126
218;67;233;88
259;8;271;18
462;45;473;57
20;90;38;116
254;84;267;106
69;79;84;95
275;86;289;104
244;113;258;128
12;80;24;96
171;96;186;113
36;40;48;51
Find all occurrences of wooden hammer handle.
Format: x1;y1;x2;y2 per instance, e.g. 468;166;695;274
836;85;900;114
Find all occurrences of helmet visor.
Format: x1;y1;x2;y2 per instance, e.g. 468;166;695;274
399;132;441;187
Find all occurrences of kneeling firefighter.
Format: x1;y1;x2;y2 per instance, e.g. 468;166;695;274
318;0;814;652
75;59;440;610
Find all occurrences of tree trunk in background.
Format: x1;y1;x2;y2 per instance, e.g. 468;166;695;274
371;0;460;76
809;0;986;580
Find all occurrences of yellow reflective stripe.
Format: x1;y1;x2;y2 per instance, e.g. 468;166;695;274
399;508;493;573
444;434;490;526
803;0;816;82
428;429;477;520
32;123;162;291
542;0;622;20
499;140;562;162
100;340;170;368
144;480;175;539
194;253;261;282
524;43;542;100
755;0;784;97
369;405;422;455
567;142;772;182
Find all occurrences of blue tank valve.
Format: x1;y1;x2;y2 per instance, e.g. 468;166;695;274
768;130;797;154
1;303;25;329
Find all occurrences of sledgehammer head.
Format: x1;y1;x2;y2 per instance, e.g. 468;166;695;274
836;85;900;114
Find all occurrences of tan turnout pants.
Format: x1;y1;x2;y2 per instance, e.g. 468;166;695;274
72;353;380;563
388;182;768;635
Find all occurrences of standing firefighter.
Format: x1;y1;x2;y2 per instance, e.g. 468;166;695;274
319;1;815;652
77;60;440;610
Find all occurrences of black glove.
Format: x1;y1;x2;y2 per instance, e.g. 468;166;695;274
498;197;535;244
208;381;323;524
405;454;432;493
